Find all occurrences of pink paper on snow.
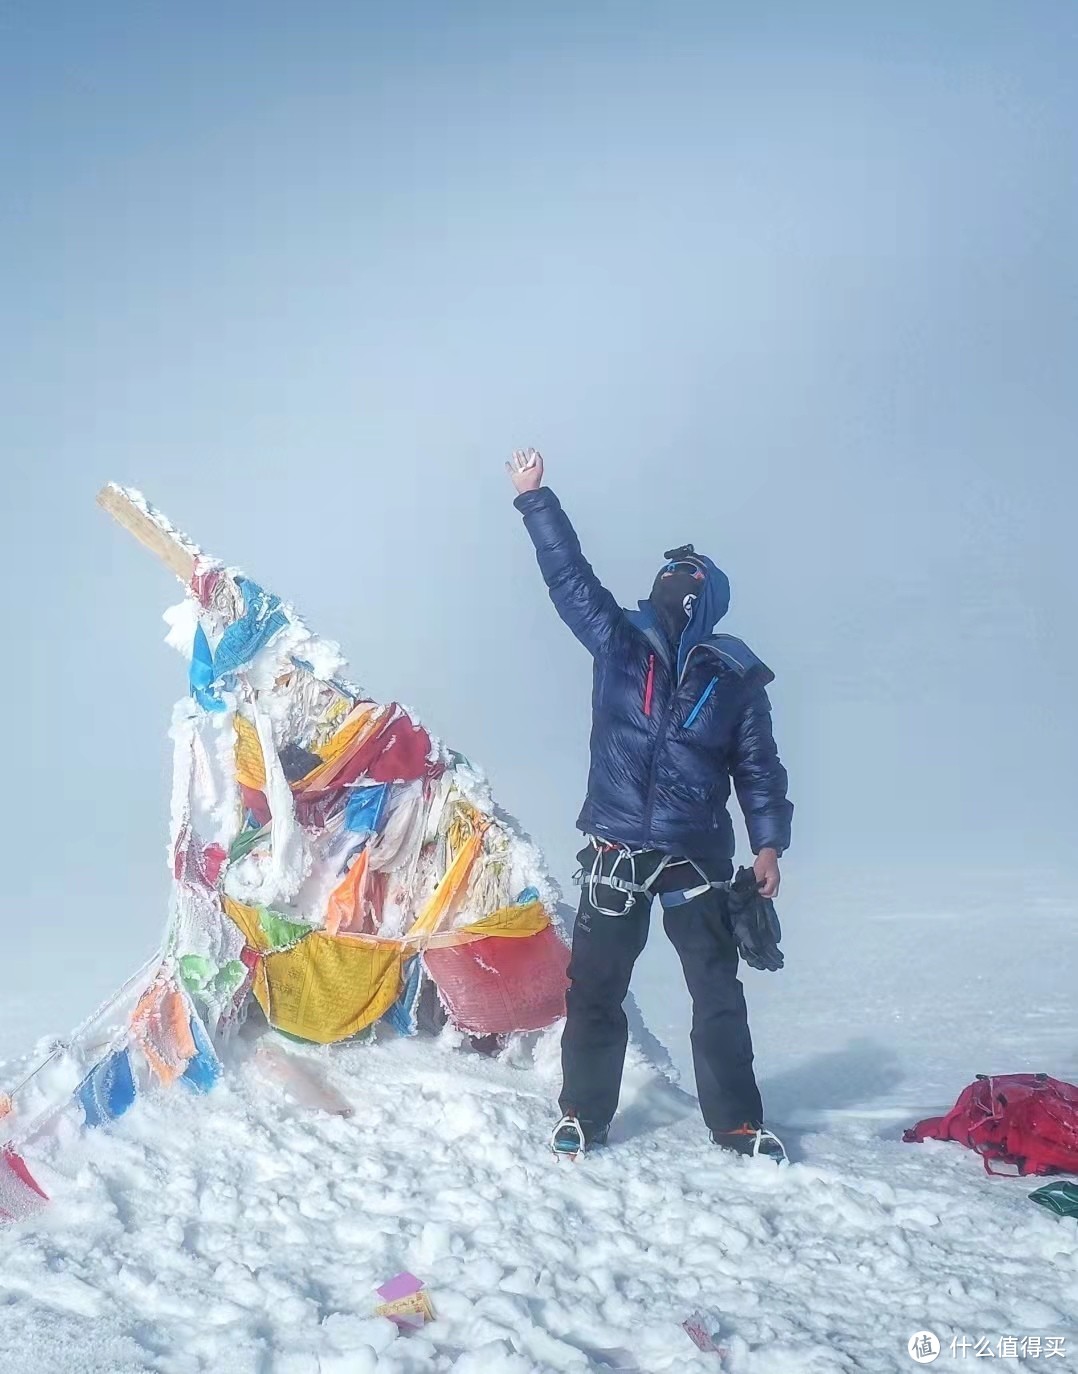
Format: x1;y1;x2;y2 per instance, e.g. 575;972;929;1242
374;1273;435;1331
681;1313;725;1355
376;1271;423;1302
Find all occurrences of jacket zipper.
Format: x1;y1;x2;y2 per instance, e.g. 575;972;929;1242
642;654;656;716
683;676;718;729
641;645;707;839
642;701;675;841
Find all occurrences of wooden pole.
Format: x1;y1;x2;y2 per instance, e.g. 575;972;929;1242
96;483;199;584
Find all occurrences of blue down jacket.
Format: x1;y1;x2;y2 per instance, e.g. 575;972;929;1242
515;488;793;861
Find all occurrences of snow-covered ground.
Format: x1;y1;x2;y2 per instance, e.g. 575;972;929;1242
2;865;1076;1373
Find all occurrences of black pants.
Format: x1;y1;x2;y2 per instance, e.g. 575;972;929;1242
560;848;763;1134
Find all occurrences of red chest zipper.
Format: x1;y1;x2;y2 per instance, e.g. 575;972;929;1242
642;654;656;716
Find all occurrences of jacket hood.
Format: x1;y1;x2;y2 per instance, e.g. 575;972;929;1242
683;553;731;636
634;553;732;678
675;553;730;675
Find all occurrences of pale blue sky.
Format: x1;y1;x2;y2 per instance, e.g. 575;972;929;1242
3;2;1076;1025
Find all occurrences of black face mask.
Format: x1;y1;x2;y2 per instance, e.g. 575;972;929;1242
650;570;700;643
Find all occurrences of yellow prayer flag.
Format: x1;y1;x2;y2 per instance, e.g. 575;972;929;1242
419;900;550;950
234;714;267;790
223;896;270;953
251;933;403;1043
404;830;485;940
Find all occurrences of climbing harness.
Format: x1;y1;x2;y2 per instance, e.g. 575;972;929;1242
575;837;733;917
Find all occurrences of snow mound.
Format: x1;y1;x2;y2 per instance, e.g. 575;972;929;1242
1;1027;1074;1374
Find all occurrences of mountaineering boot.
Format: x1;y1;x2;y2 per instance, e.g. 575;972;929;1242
710;1123;788;1163
550;1111;610;1160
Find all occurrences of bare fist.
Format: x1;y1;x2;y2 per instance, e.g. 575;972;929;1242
506;447;544;495
753;848;781;899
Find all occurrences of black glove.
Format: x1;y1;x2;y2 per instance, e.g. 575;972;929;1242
726;866;784;972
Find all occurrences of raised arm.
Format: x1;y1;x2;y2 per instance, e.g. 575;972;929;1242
508;449;624;657
730;685;794;895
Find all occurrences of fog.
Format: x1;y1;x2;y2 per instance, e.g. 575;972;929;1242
3;2;1075;1032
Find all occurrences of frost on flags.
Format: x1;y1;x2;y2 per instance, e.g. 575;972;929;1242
0;485;569;1222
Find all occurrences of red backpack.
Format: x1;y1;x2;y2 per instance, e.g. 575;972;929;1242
904;1074;1078;1176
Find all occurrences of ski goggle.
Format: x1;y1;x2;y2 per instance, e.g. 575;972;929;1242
660;560;706;580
